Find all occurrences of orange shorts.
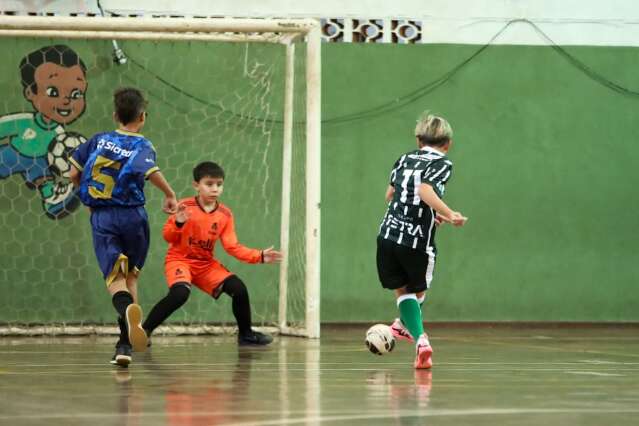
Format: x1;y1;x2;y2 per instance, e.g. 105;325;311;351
165;258;233;297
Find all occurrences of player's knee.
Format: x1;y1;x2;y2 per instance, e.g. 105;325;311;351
169;282;191;306
222;276;248;299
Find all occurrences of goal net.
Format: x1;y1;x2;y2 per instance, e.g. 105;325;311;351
0;16;321;338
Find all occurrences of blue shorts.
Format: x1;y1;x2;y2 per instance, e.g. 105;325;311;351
0;144;51;185
90;206;150;285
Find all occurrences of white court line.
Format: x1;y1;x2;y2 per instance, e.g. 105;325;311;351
3;366;639;376
6;360;639;367
2;408;639;423
566;371;625;377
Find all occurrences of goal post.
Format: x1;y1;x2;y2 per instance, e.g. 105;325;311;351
0;15;321;338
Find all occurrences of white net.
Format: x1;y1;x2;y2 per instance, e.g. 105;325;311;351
0;18;317;336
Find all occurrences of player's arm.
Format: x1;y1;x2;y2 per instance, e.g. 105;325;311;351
69;164;81;188
133;142;178;214
220;213;272;264
418;184;467;227
147;170;177;214
162;202;189;243
385;185;394;202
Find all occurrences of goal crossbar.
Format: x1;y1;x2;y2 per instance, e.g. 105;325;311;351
0;15;318;35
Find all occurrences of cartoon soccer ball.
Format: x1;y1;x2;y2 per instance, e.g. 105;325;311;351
47;132;87;178
365;324;396;355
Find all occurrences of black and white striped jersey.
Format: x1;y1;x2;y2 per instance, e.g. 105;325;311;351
378;146;453;253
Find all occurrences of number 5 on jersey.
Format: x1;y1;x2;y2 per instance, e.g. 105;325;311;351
89;155;121;199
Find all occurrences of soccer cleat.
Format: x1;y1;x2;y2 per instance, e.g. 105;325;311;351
126;304;148;352
110;343;132;368
414;334;433;369
238;330;273;346
390;318;414;343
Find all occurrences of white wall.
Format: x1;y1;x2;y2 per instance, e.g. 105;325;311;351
2;0;639;45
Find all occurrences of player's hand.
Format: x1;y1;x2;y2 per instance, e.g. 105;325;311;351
262;246;283;264
163;194;178;214
449;211;468;227
175;202;190;224
434;213;446;227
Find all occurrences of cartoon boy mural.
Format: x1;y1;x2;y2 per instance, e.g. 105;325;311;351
0;44;88;219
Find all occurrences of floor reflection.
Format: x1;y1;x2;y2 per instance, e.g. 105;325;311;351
113;348;265;426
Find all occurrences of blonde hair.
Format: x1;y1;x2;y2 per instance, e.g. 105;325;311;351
414;112;453;146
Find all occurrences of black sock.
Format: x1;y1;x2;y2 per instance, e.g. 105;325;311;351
117;316;130;345
112;291;133;318
221;276;252;336
112;291;133;346
142;283;190;335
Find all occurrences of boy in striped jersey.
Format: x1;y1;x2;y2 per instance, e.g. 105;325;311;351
377;112;467;369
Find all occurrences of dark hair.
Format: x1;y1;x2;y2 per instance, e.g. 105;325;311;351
20;45;87;94
193;161;225;182
113;87;147;125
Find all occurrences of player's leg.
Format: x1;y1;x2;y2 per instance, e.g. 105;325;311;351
376;237;418;338
396;244;435;369
122;271;147;353
390;290;426;342
91;207;143;364
220;276;272;345
142;254;195;339
195;262;272;346
105;268;135;367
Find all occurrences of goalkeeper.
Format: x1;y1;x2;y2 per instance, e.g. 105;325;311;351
143;161;282;345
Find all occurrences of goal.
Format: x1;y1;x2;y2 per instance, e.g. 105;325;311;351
0;16;320;338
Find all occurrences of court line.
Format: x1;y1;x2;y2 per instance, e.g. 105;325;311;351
565;371;625;377
222;408;639;425
442;336;639;359
2;407;639;423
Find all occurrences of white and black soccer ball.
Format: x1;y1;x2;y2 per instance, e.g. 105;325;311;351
47;132;87;178
365;324;395;355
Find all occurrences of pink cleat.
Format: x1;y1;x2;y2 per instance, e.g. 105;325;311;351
414;334;433;369
390;318;414;343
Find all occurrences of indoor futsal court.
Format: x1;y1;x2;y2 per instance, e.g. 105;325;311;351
1;326;638;425
2;1;639;426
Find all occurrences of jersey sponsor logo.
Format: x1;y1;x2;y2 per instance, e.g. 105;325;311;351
383;213;424;238
188;236;214;251
96;138;134;157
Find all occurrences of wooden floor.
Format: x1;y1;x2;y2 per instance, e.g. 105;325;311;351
1;326;638;425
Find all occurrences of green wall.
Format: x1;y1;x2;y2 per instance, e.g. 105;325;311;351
0;39;637;325
322;43;639;321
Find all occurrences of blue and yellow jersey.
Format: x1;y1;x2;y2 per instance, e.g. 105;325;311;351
69;129;160;207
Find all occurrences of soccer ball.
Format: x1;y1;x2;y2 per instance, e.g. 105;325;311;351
365;324;395;355
47;132;87;178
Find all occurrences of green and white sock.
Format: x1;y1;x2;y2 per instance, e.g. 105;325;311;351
417;295;425;307
397;294;424;341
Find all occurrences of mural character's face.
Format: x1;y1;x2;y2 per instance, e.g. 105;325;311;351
25;63;87;125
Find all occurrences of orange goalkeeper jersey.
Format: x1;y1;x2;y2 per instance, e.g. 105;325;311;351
163;197;262;264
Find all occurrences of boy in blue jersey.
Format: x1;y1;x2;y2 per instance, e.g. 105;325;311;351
68;87;178;367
